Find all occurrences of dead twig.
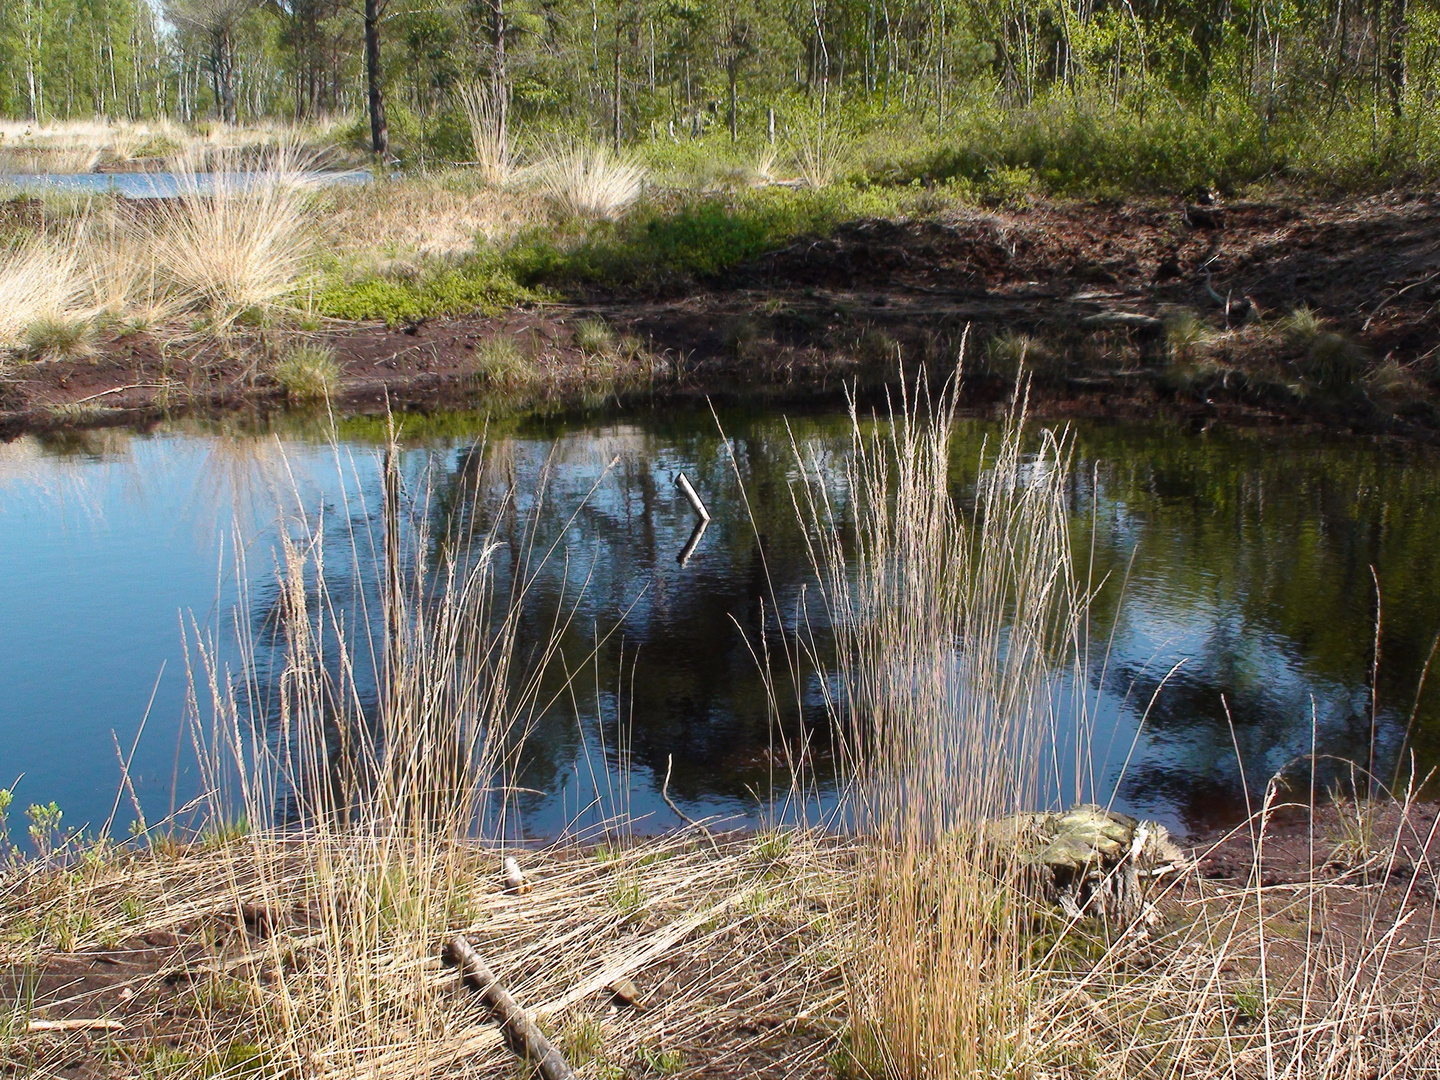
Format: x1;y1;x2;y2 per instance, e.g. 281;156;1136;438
444;934;577;1080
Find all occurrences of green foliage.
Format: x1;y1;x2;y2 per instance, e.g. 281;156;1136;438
1233;984;1266;1021
316;262;536;325
26;801;65;857
635;1044;685;1074
508;185;897;289
0;788;12;858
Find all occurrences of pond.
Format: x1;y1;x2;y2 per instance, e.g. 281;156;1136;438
0;169;372;198
1;407;1437;844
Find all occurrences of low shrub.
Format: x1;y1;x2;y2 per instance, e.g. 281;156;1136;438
315;261;536;325
507;185;898;289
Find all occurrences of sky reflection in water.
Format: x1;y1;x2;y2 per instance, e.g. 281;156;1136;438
0;410;1436;841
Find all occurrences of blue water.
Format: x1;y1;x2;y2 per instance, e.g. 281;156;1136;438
2;410;1437;846
0;169;372;198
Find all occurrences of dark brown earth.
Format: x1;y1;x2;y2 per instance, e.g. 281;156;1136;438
2;189;1439;440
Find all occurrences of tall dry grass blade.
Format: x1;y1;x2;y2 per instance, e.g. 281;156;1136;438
796;364;1080;1078
459;80;512;186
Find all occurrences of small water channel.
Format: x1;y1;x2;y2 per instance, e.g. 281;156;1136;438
2;407;1437;843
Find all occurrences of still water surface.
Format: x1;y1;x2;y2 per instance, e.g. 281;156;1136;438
1;408;1437;841
0;170;372;198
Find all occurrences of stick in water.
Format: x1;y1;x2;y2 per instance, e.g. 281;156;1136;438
445;934;577;1080
675;472;710;522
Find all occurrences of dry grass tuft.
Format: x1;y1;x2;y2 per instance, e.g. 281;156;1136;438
789;114;850;190
320;175;544;267
796;364;1079;1077
150;148;315;329
531;143;645;220
459;82;513;187
0;232;88;356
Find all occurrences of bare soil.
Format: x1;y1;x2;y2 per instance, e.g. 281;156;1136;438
2;189;1439;440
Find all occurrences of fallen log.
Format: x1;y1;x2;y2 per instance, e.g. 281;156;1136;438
444;934;576;1080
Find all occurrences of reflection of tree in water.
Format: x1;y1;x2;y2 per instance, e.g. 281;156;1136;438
233;410;1440;836
419;414;854;823
1073;423;1440;830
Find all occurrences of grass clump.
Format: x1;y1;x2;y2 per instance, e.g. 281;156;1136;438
472;334;533;387
797;370;1079;1078
532;143;645;220
269;344;340;400
1164;308;1216;362
0;233;85;356
458;81;512;188
152;149;315;330
1281;305;1327;344
23;314;96;361
572;317;615;356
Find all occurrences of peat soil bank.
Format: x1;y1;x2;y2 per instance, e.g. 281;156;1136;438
2;190;1438;440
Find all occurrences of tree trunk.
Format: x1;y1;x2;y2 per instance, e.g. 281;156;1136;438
728;59;738;140
492;0;508;156
612;9;622;151
365;0;389;158
1387;0;1407;117
216;27;236;124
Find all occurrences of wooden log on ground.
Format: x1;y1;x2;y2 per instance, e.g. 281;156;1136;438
444;934;576;1080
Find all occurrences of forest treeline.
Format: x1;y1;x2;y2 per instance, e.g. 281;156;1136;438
2;0;1440;183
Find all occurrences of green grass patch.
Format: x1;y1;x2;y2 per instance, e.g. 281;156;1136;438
315;258;539;326
506;184;903;289
269;345;340;401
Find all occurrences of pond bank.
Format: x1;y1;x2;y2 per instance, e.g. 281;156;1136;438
2;190;1438;443
1;798;1436;1079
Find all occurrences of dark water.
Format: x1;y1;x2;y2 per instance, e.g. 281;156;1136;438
1;408;1437;843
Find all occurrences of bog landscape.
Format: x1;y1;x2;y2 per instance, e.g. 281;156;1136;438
1;0;1440;1076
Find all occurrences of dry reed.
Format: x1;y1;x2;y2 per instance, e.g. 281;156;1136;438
793;369;1080;1077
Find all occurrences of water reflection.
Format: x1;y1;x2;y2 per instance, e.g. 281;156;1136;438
1;409;1437;840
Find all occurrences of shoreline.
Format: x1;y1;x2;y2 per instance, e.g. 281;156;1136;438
1;797;1435;1078
3;190;1438;443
